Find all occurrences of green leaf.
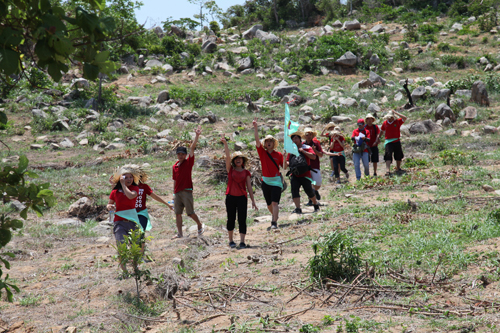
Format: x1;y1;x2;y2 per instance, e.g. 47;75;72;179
37;189;53;197
0;48;21;76
39;0;51;12
35;40;53;61
83;63;99;81
47;60;68;82
93;50;109;63
0;258;10;270
25;171;39;179
19;208;28;220
18;155;28;173
0;229;12;247
32;205;43;217
76;7;99;33
0;111;6;125
2;253;15;258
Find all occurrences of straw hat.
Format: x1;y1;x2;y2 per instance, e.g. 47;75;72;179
111;164;141;185
231;151;248;166
138;163;151;183
383;110;396;120
289;130;304;138
303;127;317;137
365;113;376;123
332;129;342;136
261;135;279;149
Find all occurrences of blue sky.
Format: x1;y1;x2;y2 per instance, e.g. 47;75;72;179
135;0;245;29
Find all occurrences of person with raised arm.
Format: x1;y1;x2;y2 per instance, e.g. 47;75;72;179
376;110;407;176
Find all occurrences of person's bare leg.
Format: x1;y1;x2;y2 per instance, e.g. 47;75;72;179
373;162;378;175
175;214;183;236
293;197;301;209
396;160;402;170
240;233;246;243
385;160;391;173
271;202;279;222
188;213;203;229
267;205;273;215
228;230;234;242
311;196;318;205
313;185;321;191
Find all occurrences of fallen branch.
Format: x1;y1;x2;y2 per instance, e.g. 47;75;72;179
188;313;226;327
113;313;171;322
273;303;316;322
227;278;251;303
286;282;314;304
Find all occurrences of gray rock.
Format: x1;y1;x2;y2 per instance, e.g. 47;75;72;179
32;109;48;119
127;96;153;107
274;65;284;73
463;106;477;120
55;218;81;227
411;86;427;101
242;24;263;39
424;77;435;86
335;51;357;67
118;65;129;74
483;125;498;134
436;89;451;100
455;90;471;98
450;98;465;109
162;64;174;75
59;138;74;148
138;54;145;67
343;19;361;31
79;138;88;146
470;80;489;106
483;184;495;192
153;26;163;36
271;85;300;98
241;69;254;75
400;41;409;49
71;78;90;89
369;54;380;65
428;185;438;192
170;24;185;38
359;99;368;107
255;30;280;44
145;59;162;68
394;92;403;101
331;116;352;123
202;40;217;53
105;143;126;150
409;120;442;134
157;90;169;103
485;64;493;72
332;20;343;28
479;56;490;65
10;200;26;211
451;22;463;30
52;119;70;131
30;144;44;150
444;128;457;136
339;97;358;108
370;24;384;33
298;115;312;123
435;103;456;122
442;117;452;127
368;103;380;113
207;111;217;123
234;141;248;150
68;197;93;217
238;57;252;70
369;71;386;85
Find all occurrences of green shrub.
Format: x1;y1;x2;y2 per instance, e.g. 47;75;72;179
209;21;220;34
441;55;467;69
439;149;474;166
161;35;185;56
147;44;165;55
488;209;500;224
478;12;498;32
457;25;479;36
308;231;362;282
394;47;411;62
418;24;441;35
404;158;430;168
437;43;461;52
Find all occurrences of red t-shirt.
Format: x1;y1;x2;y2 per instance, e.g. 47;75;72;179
351;128;371;153
172;155;195;194
303;140;323;170
365;124;380;147
226;167;251;197
381;118;405;141
329;136;345;152
136;183;153;212
109;185;139;221
256;145;283;178
287;146;314;178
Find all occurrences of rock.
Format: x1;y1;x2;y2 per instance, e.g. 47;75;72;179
145;59;162;68
157;90;169;103
162;64;174;75
394;68;404;74
118;65;129;74
207;111;217;123
30;144;44;150
271;85;300;98
370;24;384;33
369;71;386;85
330;116;352;123
172;257;184;268
335;51;357;67
368;103;380;114
79;138;88;146
400;41;409;49
442;117;452;127
153;26;163;36
428;185;438;192
494;64;500;71
10;200;26;211
68;197;93;217
451;23;463;30
255;30;280;44
435;103;456;122
479;56;490;65
394;92;403;101
96;236;110;243
71;78;90;89
170;24;185;38
485;64;493;72
450;98;465;110
483;125;498;134
411;86;427;101
437;89;451;100
127;96;152;107
338;97;358;108
470;80;489;106
242;24;263;39
343;19;361;31
202;40;217;53
409;120;442;134
105;143;126;150
424;77;435;86
237;57;252;71
332;20;343;28
234;141;248;150
59;138;74;148
55;218;81;227
52;119;70;131
463;106;477;120
369;54;380;65
32;109;48;119
483;184;495;192
444;128;457;136
298;115;312;123
455;90;471;98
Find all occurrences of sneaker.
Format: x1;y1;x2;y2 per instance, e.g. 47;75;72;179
315;190;321;201
229;241;236;248
313;205;320;212
271;221;278;229
345;172;350;179
305;200;313;206
330;171;335;177
292;208;302;214
336;180;341;184
239;242;247;249
373;173;377;177
395;169;406;175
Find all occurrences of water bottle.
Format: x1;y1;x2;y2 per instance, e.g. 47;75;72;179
109;208;115;224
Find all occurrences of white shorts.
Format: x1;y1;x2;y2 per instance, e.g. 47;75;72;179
311;169;322;186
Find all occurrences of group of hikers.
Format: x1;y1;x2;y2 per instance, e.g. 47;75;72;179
107;110;406;271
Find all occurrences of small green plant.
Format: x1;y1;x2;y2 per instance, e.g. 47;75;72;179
308;231;362;282
19;294;41;306
487;209;500;224
439;149;474;166
300;323;320;333
404;158;430;169
437;43;461;52
322;315;335;326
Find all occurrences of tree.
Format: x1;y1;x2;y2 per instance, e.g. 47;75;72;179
189;0;208;30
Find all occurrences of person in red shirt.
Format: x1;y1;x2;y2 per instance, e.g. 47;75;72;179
351;119;371;181
323;129;349;184
376;110;407;176
107;166;140;273
303;127;324;206
172;125;204;239
364;114;381;177
221;135;257;249
253;118;284;230
285;130;320;214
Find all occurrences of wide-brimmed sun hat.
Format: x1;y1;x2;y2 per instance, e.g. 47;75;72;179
138;163;151;183
111;164;141;185
384;110;396;120
365;113;376;122
231;151;248;165
303;127;317;137
289;130;305;138
261;135;279;148
332;129;342;136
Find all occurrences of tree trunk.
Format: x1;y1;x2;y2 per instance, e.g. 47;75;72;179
273;0;279;24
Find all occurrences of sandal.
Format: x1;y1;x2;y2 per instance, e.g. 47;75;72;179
197;225;205;237
171;233;183;240
385;172;392;177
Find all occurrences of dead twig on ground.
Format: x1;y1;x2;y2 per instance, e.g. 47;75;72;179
227;278;251;303
188;313;226;327
273;302;316;322
286;282;314;304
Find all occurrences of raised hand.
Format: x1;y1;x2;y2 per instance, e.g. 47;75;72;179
252;117;258;128
220;133;227;144
195;125;202;136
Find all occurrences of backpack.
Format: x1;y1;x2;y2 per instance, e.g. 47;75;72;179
288;153;311;176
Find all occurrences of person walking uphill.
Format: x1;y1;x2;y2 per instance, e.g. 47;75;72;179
286;130;320;214
107;165;140;273
364;114;380;177
323;129;349;184
351;119;371;181
221;135;258;249
303;127;324;205
172;125;204;239
253;118;284;230
376;110;407;176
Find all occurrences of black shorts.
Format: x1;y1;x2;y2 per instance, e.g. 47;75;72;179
290;176;316;199
369;146;379;163
138;215;148;239
113;220;139;244
384;141;404;162
261;181;282;206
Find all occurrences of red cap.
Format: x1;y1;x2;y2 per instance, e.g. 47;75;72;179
357;118;365;124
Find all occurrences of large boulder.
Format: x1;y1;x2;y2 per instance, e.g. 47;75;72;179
68;197;93;217
369;54;380;65
338;97;358;108
242;24;263;39
71;78;90;89
330;116;352;123
162;64;174;75
470;80;489;106
255;30;280;44
369;71;386;85
170;25;185;38
202;40;217;53
145;59;162;68
237;57;252;71
463;106;477;120
271;85;300;98
409;120;442;134
157;90;169;103
411;86;427;101
335;51;357;67
32;109;48;119
435;103;456;122
343;19;361;31
436;89;451;100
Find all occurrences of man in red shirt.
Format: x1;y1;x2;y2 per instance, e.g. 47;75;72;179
172;125;204;239
303;127;323;205
253;118;284;229
364;114;380;177
377;110;407;176
286;130;320;214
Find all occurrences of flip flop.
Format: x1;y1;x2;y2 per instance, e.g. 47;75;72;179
197;225;205;237
171;233;183;240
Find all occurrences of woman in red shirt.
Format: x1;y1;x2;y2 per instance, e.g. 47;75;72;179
221;135;257;249
322;128;350;184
